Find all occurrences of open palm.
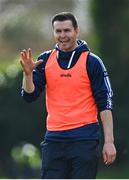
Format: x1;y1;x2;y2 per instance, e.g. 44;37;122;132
20;48;42;75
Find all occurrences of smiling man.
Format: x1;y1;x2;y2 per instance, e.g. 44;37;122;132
20;12;116;179
53;20;79;51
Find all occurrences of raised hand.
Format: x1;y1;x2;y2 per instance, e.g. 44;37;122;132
20;48;43;76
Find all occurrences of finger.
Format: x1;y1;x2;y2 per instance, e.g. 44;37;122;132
28;48;32;59
103;152;107;163
108;154;116;164
20;51;27;61
20;59;25;70
105;154;115;165
22;49;27;60
20;52;24;60
35;59;43;68
106;156;112;165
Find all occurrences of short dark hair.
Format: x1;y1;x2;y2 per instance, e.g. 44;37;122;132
52;12;78;29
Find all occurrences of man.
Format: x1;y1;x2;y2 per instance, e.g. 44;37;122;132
20;12;116;179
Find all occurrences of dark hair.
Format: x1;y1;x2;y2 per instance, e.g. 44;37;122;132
52;12;78;29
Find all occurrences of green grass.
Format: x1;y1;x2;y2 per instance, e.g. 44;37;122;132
97;165;129;179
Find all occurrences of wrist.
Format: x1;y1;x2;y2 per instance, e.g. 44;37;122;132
22;72;35;93
23;72;33;78
104;138;114;144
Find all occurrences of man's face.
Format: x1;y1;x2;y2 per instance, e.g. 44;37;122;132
53;20;79;52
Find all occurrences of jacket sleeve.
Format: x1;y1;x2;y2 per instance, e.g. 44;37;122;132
87;52;113;112
21;50;51;102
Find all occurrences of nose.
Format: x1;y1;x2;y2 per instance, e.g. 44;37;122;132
60;31;66;38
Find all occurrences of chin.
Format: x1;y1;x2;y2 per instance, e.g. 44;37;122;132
63;46;71;51
60;47;68;52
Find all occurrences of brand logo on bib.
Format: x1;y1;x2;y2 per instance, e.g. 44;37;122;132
60;73;72;77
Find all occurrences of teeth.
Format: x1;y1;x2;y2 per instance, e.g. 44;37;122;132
60;41;68;43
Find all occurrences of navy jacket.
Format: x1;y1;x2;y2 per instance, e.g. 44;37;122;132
21;40;113;141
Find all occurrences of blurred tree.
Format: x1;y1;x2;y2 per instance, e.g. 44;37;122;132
0;0;90;178
0;0;73;60
91;0;129;167
1;16;43;51
11;143;41;178
0;65;46;177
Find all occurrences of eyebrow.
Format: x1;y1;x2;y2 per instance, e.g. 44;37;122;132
55;28;71;32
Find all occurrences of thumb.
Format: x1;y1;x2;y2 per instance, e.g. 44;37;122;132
103;151;107;164
35;59;43;67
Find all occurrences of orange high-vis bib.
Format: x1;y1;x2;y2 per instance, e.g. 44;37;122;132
45;49;98;131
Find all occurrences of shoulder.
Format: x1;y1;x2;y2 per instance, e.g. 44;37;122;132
35;50;53;71
88;52;103;65
37;50;52;61
87;52;107;72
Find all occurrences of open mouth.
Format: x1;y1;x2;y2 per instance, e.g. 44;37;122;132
60;39;69;43
60;41;69;44
61;41;67;43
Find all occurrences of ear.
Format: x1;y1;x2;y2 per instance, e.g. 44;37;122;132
75;27;80;37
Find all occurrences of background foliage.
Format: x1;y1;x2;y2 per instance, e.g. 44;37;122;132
0;0;129;178
91;0;129;168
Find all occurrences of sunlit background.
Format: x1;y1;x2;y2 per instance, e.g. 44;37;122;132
0;0;129;178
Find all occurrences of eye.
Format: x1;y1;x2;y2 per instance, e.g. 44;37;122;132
64;29;71;32
55;29;61;33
